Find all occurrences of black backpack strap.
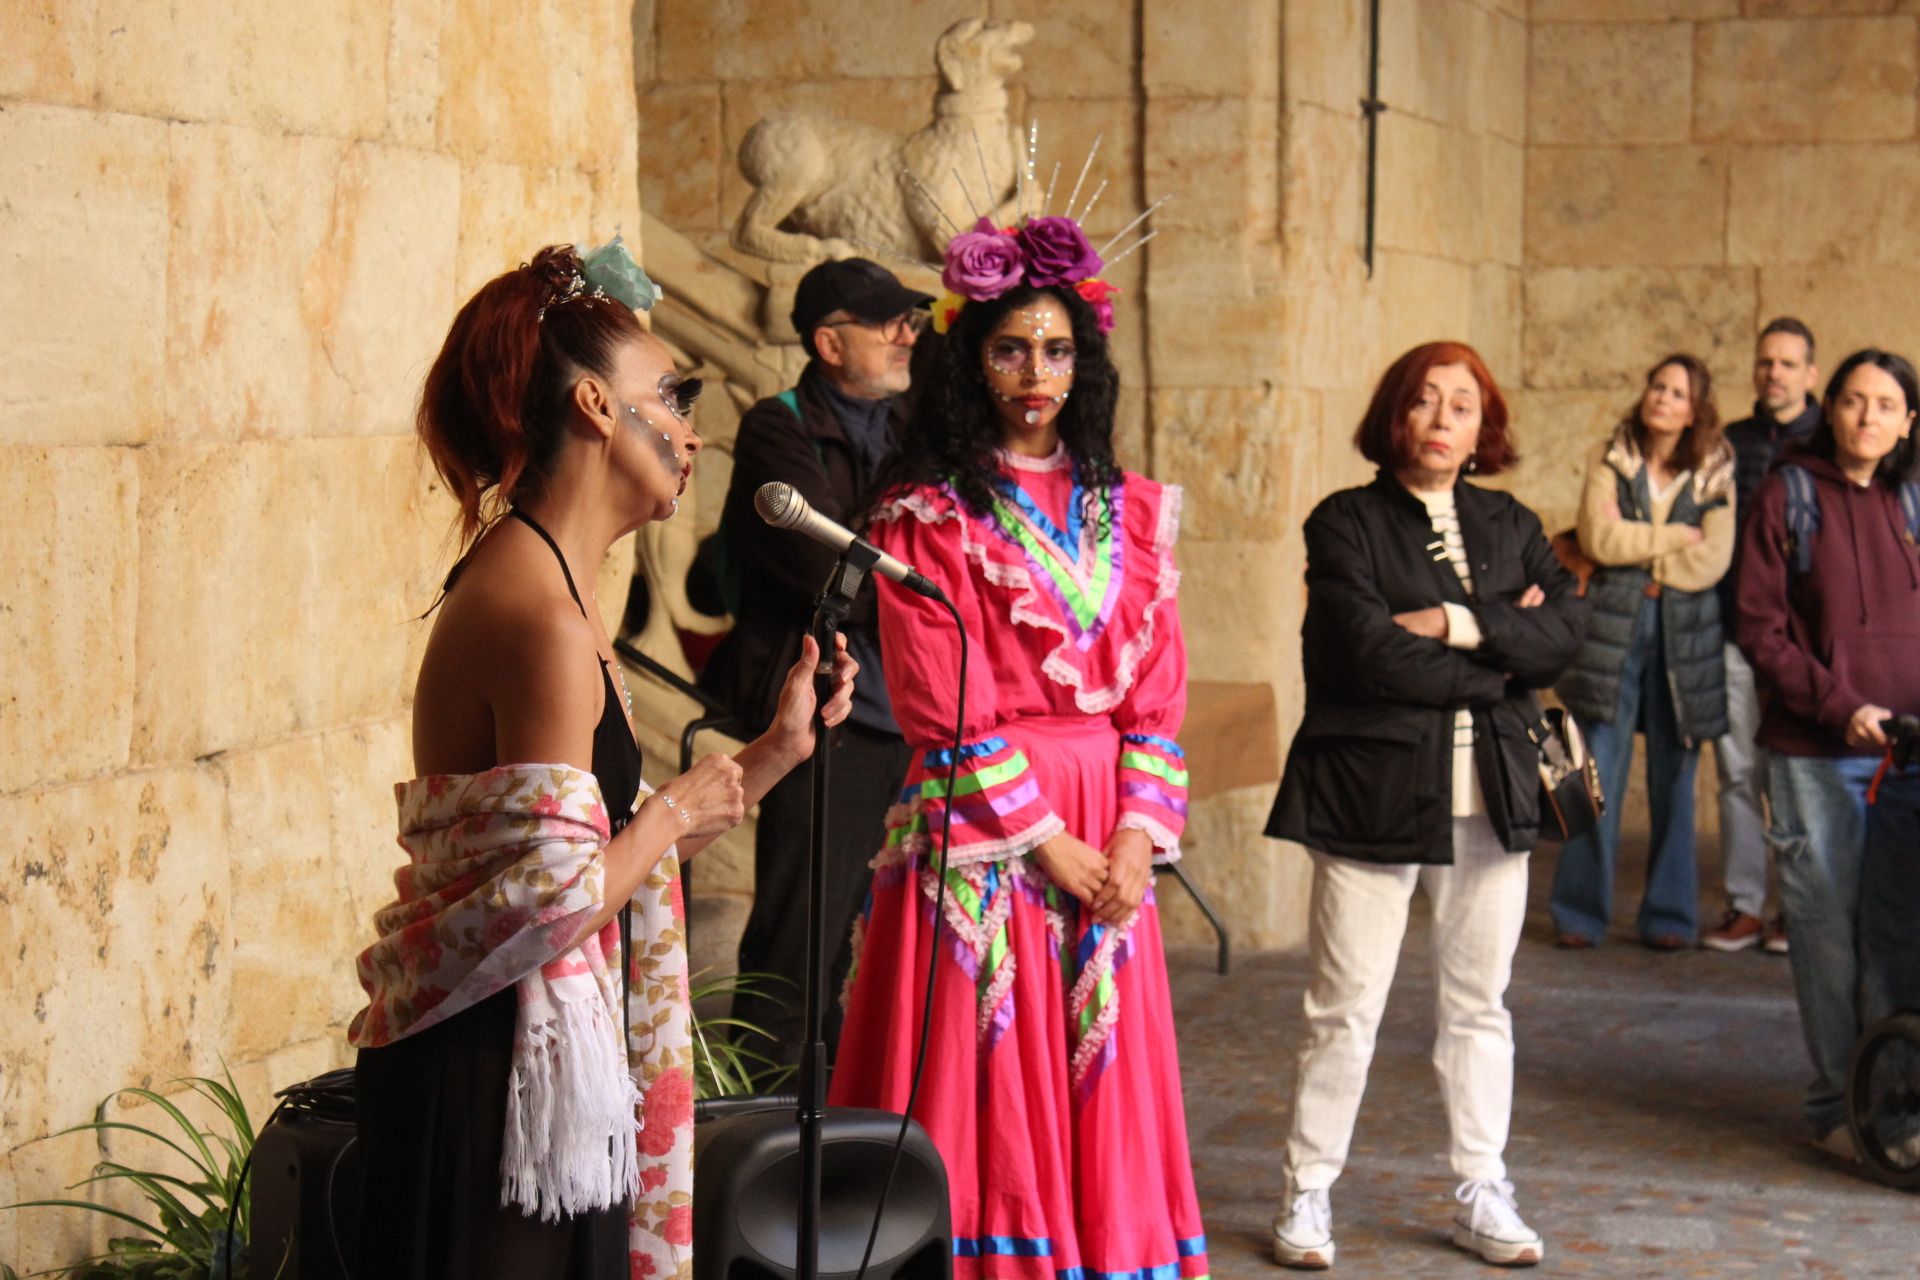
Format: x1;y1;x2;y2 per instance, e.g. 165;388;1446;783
1900;479;1920;544
1779;464;1820;578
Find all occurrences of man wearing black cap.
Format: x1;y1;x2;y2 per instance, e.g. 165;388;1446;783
701;257;932;1066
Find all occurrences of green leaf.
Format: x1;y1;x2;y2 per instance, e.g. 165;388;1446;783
112;1089;219;1183
105;1235;166;1255
0;1198;169;1242
46;1121;212;1186
185;1072;253;1147
68;1166;213;1248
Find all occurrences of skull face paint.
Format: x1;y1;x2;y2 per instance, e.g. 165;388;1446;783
983;297;1075;439
625;403;682;475
622;370;702;519
601;333;703;523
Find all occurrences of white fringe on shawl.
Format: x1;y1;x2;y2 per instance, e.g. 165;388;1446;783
349;762;650;1221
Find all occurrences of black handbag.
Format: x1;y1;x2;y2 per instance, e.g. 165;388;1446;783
1528;703;1603;842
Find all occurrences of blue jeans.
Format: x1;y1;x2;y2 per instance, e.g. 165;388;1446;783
1861;767;1920;1028
1768;751;1879;1135
1550;602;1700;944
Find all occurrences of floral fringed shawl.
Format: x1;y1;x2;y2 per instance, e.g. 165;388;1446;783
348;762;695;1272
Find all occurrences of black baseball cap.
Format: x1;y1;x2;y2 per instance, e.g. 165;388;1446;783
791;258;934;356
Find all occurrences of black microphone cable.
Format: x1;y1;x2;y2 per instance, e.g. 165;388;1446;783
852;594;968;1280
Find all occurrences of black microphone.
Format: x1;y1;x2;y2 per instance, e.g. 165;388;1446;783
754;482;947;601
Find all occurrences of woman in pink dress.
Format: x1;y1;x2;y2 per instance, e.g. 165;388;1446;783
829;213;1208;1280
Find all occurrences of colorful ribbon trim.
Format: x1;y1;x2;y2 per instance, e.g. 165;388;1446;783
926;736;1012;767
1119;750;1190;787
1119;780;1190;817
955;1236;1055;1258
920;752;1033;798
951;1234;1210;1280
987;479;1126;646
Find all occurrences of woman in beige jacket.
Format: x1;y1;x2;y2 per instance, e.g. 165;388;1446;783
1550;354;1735;949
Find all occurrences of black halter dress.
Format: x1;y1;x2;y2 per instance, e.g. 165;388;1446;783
354;510;643;1278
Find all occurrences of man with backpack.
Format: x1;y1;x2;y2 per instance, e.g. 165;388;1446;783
1703;318;1822;955
700;258;932;1066
1735;348;1920;1160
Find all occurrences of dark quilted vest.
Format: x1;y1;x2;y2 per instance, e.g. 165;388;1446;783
1557;466;1730;746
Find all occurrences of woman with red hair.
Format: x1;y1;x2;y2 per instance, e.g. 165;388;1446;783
1266;342;1587;1269
348;243;855;1279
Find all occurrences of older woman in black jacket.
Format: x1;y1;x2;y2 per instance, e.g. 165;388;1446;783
1265;342;1588;1271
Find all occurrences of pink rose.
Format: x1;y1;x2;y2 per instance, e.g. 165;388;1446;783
639;1068;694;1156
941;218;1026;301
662;1204;693;1247
630;1250;657;1279
1018;217;1103;288
482;908;529;949
395;921;443;972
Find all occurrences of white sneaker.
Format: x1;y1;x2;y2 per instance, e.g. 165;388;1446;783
1451;1179;1544;1267
1812;1125;1861;1163
1272;1187;1334;1269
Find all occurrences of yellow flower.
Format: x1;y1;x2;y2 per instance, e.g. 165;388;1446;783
931;291;967;335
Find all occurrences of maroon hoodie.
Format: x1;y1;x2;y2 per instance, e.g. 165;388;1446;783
1736;452;1920;756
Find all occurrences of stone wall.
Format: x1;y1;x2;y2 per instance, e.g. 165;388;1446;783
633;0;1528;952
1159;0;1528;948
1519;0;1920;532
10;6;1912;1259
0;1;641;1266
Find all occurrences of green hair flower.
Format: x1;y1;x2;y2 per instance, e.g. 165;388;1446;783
579;233;661;312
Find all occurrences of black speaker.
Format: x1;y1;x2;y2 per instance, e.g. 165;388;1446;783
693;1100;951;1280
250;1105;361;1279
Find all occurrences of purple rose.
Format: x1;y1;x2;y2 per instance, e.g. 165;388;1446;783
941;218;1026;301
1016;217;1104;288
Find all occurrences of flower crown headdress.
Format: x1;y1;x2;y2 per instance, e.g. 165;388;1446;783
858;124;1166;336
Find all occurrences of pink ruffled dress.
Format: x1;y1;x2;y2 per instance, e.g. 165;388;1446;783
830;445;1209;1280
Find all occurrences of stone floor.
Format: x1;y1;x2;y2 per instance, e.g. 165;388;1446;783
1166;843;1920;1279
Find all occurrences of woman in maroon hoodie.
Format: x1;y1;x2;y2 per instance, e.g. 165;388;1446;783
1735;348;1920;1160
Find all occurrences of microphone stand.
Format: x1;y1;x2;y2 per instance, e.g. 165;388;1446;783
796;539;879;1280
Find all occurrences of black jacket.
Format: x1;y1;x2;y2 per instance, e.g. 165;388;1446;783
698;366;904;735
1266;474;1590;865
1718;396;1821;619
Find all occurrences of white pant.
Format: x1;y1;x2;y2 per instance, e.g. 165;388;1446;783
1285;816;1530;1190
1714;643;1771;917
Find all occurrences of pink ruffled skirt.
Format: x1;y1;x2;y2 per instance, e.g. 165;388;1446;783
831;715;1210;1280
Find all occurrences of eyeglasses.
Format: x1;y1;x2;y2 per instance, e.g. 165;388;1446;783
825;310;931;344
985;336;1077;377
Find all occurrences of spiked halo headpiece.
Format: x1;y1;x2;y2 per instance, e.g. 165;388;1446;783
854;122;1166;336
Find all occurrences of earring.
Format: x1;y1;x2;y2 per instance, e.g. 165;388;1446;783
1464;456;1478;474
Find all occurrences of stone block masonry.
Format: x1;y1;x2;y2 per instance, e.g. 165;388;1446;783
0;0;643;1268
1524;5;1920;463
9;0;1920;1263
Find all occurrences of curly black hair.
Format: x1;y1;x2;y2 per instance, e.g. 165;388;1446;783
870;283;1122;528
